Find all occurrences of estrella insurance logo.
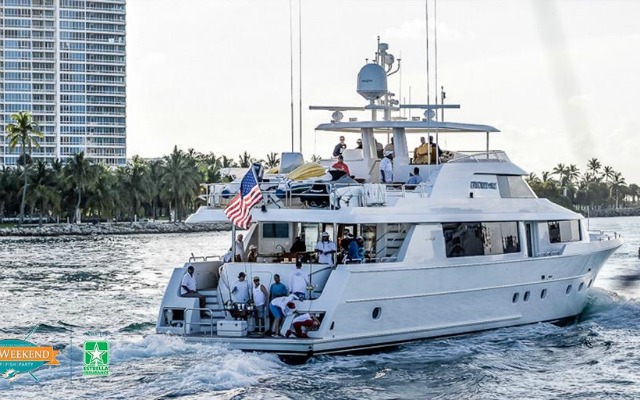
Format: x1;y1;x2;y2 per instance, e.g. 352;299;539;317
0;338;60;381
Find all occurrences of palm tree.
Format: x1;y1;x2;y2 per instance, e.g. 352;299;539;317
122;155;150;221
28;160;59;225
0;166;21;218
64;151;94;223
237;151;255;168
602;165;615;183
146;159;165;220
220;155;236;168
162;146;202;221
6;111;44;224
610;172;626;209
587;158;601;178
85;164;116;221
628;183;640;206
266;152;280;169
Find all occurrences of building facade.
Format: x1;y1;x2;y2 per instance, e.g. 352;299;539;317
0;0;126;166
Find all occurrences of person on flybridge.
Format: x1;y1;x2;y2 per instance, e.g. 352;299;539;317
332;136;347;157
380;150;394;183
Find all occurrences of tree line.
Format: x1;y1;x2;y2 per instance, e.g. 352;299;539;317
526;159;639;211
2;112;283;224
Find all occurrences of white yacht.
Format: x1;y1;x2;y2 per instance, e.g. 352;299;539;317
156;39;623;361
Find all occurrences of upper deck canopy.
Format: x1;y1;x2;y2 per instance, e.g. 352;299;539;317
315;120;500;134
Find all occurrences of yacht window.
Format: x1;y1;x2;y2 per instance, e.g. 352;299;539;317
442;221;520;258
548;220;581;243
262;223;289;239
497;175;536;198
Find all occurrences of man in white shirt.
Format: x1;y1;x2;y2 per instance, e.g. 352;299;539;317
380;150;393;183
289;259;310;300
269;294;299;336
235;234;245;261
231;271;251;303
180;265;206;313
314;232;337;265
252;276;269;333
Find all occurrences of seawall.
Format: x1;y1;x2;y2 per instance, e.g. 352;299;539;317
0;222;231;237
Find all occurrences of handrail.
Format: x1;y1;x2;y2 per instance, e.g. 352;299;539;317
188;254;221;262
183;308;216;338
447;150;510;164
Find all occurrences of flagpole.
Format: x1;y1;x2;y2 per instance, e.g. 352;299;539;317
251;165;268;212
231;225;236;261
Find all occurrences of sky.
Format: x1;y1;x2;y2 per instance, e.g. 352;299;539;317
127;0;640;184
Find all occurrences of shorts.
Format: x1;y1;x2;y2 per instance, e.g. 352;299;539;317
254;304;266;318
269;304;283;319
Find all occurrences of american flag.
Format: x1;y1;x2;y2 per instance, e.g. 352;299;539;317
224;169;263;229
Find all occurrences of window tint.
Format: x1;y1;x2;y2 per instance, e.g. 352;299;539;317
262;223;289;239
548;220;581;243
497;175;536;198
443;222;520;258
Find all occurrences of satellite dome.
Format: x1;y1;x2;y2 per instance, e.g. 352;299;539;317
357;63;387;101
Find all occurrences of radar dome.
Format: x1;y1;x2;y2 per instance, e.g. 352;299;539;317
357;63;387;101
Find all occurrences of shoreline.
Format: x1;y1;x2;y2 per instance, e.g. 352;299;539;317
579;208;640;218
0;221;231;237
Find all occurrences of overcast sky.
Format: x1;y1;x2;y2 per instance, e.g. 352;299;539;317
127;0;640;184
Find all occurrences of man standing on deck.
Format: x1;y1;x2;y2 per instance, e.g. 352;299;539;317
315;232;337;265
235;234;245;261
380;150;394;183
180;265;207;313
289;259;310;300
231;272;251;303
252;276;269;333
267;274;288;335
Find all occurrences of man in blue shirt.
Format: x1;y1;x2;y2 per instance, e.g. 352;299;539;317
267;274;288;335
406;167;423;189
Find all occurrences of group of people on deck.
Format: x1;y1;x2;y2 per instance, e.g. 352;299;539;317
181;263;319;338
331;135;444;184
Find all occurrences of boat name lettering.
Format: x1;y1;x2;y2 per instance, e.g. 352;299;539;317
470;181;497;190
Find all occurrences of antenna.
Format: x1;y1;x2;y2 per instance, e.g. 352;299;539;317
289;0;294;152
425;0;430;106
298;0;303;153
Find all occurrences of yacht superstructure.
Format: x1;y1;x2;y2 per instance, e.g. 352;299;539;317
156;39;622;361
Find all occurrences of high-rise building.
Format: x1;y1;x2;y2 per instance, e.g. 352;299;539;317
0;0;126;166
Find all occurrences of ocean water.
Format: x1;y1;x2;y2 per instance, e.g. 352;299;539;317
0;217;639;399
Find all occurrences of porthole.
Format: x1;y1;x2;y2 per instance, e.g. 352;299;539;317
330;321;335;330
541;289;547;299
372;307;382;320
587;279;593;288
566;285;572;295
523;291;530;302
578;282;585;292
512;293;519;303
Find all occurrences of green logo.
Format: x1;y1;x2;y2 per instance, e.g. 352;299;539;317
83;340;109;376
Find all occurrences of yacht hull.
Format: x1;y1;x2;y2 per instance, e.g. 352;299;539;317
159;238;621;358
